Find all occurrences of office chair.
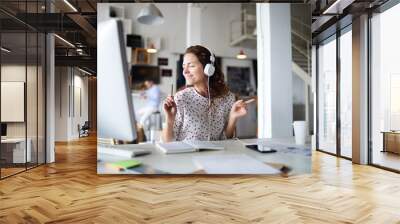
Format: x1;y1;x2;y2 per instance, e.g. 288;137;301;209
79;121;90;138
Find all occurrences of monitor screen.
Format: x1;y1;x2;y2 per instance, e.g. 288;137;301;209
98;19;137;142
1;123;6;137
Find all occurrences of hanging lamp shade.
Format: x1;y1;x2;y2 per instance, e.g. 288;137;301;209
137;4;164;25
147;43;157;53
236;49;247;59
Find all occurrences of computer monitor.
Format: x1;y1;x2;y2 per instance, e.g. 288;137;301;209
98;19;137;142
1;123;7;137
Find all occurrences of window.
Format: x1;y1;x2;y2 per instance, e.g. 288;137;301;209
339;27;352;158
317;35;337;154
0;1;47;179
370;2;400;171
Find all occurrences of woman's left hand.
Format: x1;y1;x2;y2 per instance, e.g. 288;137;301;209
229;100;248;121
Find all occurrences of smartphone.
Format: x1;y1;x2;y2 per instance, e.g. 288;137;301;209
245;144;277;153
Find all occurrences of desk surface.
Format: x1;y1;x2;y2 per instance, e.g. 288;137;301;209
381;131;400;134
97;138;311;175
1;138;28;143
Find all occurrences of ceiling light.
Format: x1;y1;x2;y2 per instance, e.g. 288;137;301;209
1;47;11;53
147;43;157;53
137;3;164;25
63;0;78;12
322;0;354;15
54;34;75;48
236;50;247;60
78;67;92;76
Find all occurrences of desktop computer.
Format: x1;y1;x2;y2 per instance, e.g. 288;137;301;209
98;19;137;143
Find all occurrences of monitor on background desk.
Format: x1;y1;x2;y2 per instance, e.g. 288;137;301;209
98;19;137;142
1;123;7;139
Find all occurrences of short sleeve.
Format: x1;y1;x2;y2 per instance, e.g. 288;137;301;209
173;93;184;141
220;93;236;138
224;93;235;120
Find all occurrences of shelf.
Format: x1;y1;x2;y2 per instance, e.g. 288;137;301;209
230;34;257;49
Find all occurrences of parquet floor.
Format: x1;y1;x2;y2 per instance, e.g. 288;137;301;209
1;135;400;223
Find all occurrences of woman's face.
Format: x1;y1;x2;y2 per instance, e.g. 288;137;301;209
182;53;206;86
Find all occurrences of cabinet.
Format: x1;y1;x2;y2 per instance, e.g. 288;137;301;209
382;131;400;154
1;138;32;164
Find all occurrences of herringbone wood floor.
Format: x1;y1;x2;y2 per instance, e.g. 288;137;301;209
1;135;400;224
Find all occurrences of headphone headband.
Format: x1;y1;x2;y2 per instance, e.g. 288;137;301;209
204;46;215;65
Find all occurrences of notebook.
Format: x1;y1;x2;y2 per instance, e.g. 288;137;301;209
98;143;153;157
156;140;224;154
106;160;141;170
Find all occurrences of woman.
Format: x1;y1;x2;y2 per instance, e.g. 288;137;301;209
162;45;249;142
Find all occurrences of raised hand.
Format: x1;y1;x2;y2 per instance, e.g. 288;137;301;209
163;95;177;121
229;99;248;121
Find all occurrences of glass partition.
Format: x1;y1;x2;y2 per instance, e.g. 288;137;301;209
0;1;46;179
317;35;337;154
370;3;400;171
339;27;352;158
1;28;28;178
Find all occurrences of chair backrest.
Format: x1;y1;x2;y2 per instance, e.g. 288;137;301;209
82;121;90;129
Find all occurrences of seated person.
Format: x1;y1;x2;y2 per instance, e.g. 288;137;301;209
136;79;161;129
162;45;249;142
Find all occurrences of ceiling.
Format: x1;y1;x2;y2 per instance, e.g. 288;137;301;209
0;0;98;73
1;0;386;74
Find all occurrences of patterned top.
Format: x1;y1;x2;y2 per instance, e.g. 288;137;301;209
173;87;235;141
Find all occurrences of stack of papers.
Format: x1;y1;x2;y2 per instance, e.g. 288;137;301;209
156;140;224;154
192;154;280;174
98;143;153;157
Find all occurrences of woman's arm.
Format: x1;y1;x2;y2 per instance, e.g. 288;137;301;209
225;116;238;138
161;96;177;142
225;99;249;138
161;119;175;142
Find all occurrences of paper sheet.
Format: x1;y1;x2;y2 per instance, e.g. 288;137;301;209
192;154;280;174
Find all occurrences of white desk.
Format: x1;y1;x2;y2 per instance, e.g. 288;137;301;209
1;138;32;163
97;138;311;175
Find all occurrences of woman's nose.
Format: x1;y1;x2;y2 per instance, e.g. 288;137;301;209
183;66;189;74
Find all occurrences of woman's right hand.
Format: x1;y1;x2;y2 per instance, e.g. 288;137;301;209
163;96;177;121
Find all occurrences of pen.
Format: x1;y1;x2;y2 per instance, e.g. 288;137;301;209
171;84;174;97
244;98;255;104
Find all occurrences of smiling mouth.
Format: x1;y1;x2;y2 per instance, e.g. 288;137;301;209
185;74;194;79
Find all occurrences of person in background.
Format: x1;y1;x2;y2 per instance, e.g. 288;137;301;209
137;79;161;128
162;45;251;142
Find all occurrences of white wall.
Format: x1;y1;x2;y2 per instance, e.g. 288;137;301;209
98;3;257;95
1;64;46;163
55;67;89;141
55;67;68;141
257;3;293;138
1;65;38;137
293;74;306;104
200;3;257;58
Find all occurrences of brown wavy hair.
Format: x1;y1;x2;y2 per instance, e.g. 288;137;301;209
184;45;229;98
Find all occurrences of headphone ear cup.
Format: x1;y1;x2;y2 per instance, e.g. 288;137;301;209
204;64;215;77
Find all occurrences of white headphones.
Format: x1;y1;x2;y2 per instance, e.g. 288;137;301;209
203;47;215;77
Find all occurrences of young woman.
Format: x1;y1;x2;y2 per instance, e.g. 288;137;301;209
162;45;250;142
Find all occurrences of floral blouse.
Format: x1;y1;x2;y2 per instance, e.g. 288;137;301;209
173;87;235;141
